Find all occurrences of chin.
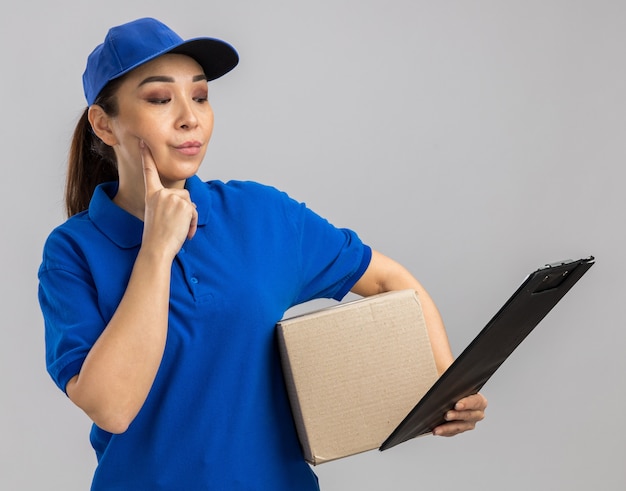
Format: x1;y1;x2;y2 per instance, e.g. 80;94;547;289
162;165;201;187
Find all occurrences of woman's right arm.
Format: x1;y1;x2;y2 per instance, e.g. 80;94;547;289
65;143;197;434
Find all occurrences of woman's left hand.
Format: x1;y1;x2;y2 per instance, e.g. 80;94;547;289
432;393;488;437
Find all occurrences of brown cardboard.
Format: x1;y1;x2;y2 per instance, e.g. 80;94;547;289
276;289;439;465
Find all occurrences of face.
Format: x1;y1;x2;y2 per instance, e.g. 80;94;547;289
99;54;214;189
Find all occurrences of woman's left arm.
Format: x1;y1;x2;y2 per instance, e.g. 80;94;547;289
350;249;487;437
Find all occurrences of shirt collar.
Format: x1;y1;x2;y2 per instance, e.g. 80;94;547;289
185;175;210;226
88;175;211;249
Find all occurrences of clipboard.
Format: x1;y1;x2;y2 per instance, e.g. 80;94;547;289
380;256;595;451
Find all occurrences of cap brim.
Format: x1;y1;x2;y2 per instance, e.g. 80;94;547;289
169;37;239;81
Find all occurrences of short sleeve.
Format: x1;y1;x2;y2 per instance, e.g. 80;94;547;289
38;233;106;393
280;191;372;304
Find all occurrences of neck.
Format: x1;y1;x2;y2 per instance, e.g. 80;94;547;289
113;180;146;220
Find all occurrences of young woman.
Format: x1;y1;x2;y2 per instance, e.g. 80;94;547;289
38;17;487;490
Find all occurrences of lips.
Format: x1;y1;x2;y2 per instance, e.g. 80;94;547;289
175;141;202;156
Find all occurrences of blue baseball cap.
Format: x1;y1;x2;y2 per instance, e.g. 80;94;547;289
83;17;239;105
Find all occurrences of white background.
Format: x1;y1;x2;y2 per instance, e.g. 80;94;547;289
1;1;624;489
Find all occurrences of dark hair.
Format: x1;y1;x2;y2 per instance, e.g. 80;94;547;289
64;77;125;217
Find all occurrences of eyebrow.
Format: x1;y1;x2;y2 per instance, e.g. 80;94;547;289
138;74;208;87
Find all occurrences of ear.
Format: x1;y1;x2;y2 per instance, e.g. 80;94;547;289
88;105;118;146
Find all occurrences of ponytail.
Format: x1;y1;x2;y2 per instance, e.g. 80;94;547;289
64;78;123;217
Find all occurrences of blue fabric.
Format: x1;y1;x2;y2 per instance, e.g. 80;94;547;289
38;175;371;490
83;17;238;105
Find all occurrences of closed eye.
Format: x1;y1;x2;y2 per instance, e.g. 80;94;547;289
147;98;171;105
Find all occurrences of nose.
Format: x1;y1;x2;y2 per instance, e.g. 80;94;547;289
176;100;199;130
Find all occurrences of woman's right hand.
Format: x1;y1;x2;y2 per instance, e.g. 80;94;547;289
140;141;198;259
65;141;193;434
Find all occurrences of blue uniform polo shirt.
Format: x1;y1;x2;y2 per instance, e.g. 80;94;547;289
38;175;371;490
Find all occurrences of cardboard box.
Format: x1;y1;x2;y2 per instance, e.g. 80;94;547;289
276;289;439;465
